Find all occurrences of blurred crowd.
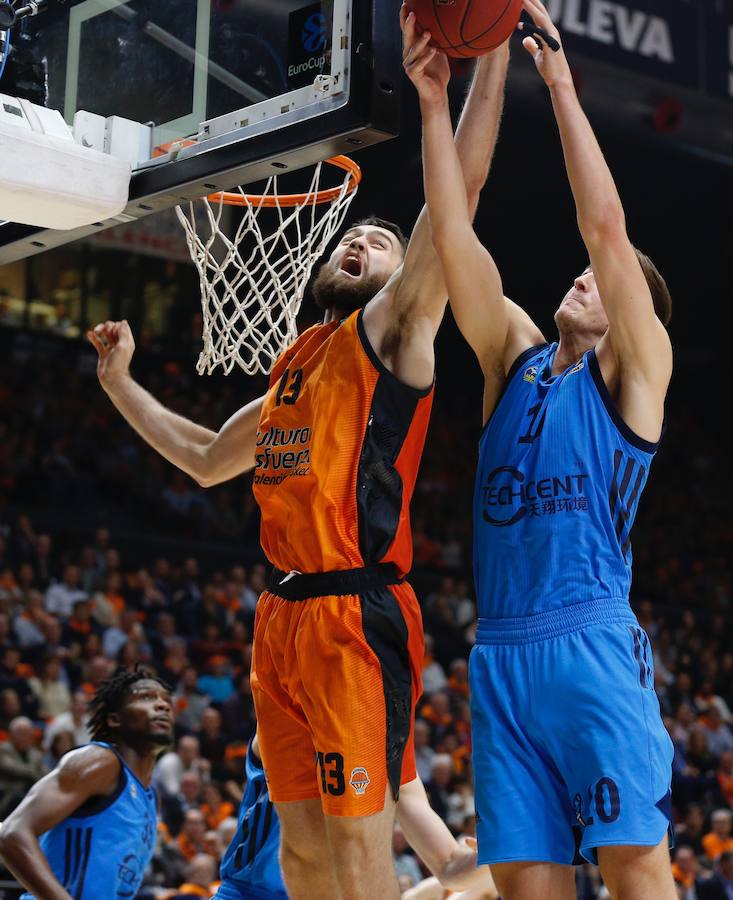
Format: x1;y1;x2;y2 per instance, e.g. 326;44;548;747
0;327;731;899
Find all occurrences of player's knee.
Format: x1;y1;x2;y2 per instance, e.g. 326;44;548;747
328;823;385;872
279;829;322;872
598;840;673;899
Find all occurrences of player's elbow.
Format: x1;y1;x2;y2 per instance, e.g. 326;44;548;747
0;822;25;865
431;221;473;260
578;201;626;247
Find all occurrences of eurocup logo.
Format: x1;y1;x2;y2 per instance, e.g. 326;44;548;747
349;767;370;796
302;12;327;53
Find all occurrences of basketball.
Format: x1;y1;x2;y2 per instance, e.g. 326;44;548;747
404;0;523;57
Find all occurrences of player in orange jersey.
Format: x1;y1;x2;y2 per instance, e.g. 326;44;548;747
88;11;507;900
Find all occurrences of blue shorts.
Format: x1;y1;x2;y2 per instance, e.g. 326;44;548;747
213;879;288;900
469;598;674;866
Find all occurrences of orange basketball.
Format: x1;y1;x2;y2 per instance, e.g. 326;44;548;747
405;0;523;58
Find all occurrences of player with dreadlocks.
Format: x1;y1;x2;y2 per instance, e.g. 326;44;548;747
0;667;173;900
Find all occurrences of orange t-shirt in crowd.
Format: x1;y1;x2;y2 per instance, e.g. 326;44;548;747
702;832;733;860
671;861;695;888
201;801;235;830
177;833;205;862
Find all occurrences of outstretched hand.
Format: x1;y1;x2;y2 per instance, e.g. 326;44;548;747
87;320;135;388
518;0;572;88
400;3;450;106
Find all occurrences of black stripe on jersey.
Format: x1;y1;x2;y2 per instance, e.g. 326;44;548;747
356;373;419;565
641;631;653;688
70;827;83;888
630;627;645;687
74;828;93;900
260;801;274;853
63;829;73;889
621;468;646;558
246;802;263;866
609;452;646;559
359;587;412;801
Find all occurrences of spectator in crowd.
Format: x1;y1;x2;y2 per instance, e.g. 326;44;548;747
173;666;211;733
162;770;204;837
718;752;733;808
699;850;733;900
414;718;436;784
90;572;125;627
421;635;448;694
393;822;424;888
703;809;733;862
424;754;453;823
0;647;37;718
197;656;234;705
220;673;254;743
703;707;733;758
44;564;87;618
28;654;71;719
197;707;228;778
170;853;218;899
0;716;47;816
176;809;208;862
13;589;50;648
103;607;144;659
155;734;210;799
671;846;706;900
42;729;74;770
200;781;234;831
43;689;91;749
0;688;22;735
677;804;707;857
420;692;454;746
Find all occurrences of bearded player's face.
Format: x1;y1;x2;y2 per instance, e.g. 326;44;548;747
312;225;404;313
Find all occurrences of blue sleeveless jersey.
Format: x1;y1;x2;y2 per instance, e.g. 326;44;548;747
474;343;659;619
20;742;157;900
215;744;286;900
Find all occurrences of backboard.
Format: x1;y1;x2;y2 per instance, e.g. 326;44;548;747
0;0;400;263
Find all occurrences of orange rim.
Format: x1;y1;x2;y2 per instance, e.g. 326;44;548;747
206;155;362;208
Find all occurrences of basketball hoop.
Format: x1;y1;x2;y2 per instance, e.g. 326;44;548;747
175;155;361;376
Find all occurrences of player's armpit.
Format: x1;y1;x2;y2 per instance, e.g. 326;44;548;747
586;230;672;388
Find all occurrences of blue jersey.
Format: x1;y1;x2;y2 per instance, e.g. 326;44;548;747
20;742;157;900
215;744;286;900
474;343;659;618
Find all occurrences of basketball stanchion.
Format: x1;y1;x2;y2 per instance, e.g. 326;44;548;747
175;155;362;376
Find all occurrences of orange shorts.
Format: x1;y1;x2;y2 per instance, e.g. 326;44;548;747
250;580;424;817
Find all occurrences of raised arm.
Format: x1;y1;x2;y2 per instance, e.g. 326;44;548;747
406;29;508;362
521;0;672;406
391;9;511;332
362;9;512;388
88;321;263;487
397;777;496;895
0;746;120;900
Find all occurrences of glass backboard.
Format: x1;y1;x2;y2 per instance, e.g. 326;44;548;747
0;0;400;262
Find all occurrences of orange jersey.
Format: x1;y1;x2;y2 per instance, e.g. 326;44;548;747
252;309;434;575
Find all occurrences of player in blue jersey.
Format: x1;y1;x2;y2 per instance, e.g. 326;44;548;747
405;1;675;898
0;667;173;900
214;731;498;900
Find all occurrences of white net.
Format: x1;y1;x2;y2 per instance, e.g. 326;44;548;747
175;157;361;376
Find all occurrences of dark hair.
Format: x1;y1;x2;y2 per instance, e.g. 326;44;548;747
88;666;170;742
634;247;672;327
349;216;408;255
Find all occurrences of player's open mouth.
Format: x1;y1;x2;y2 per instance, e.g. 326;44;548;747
340;255;362;277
